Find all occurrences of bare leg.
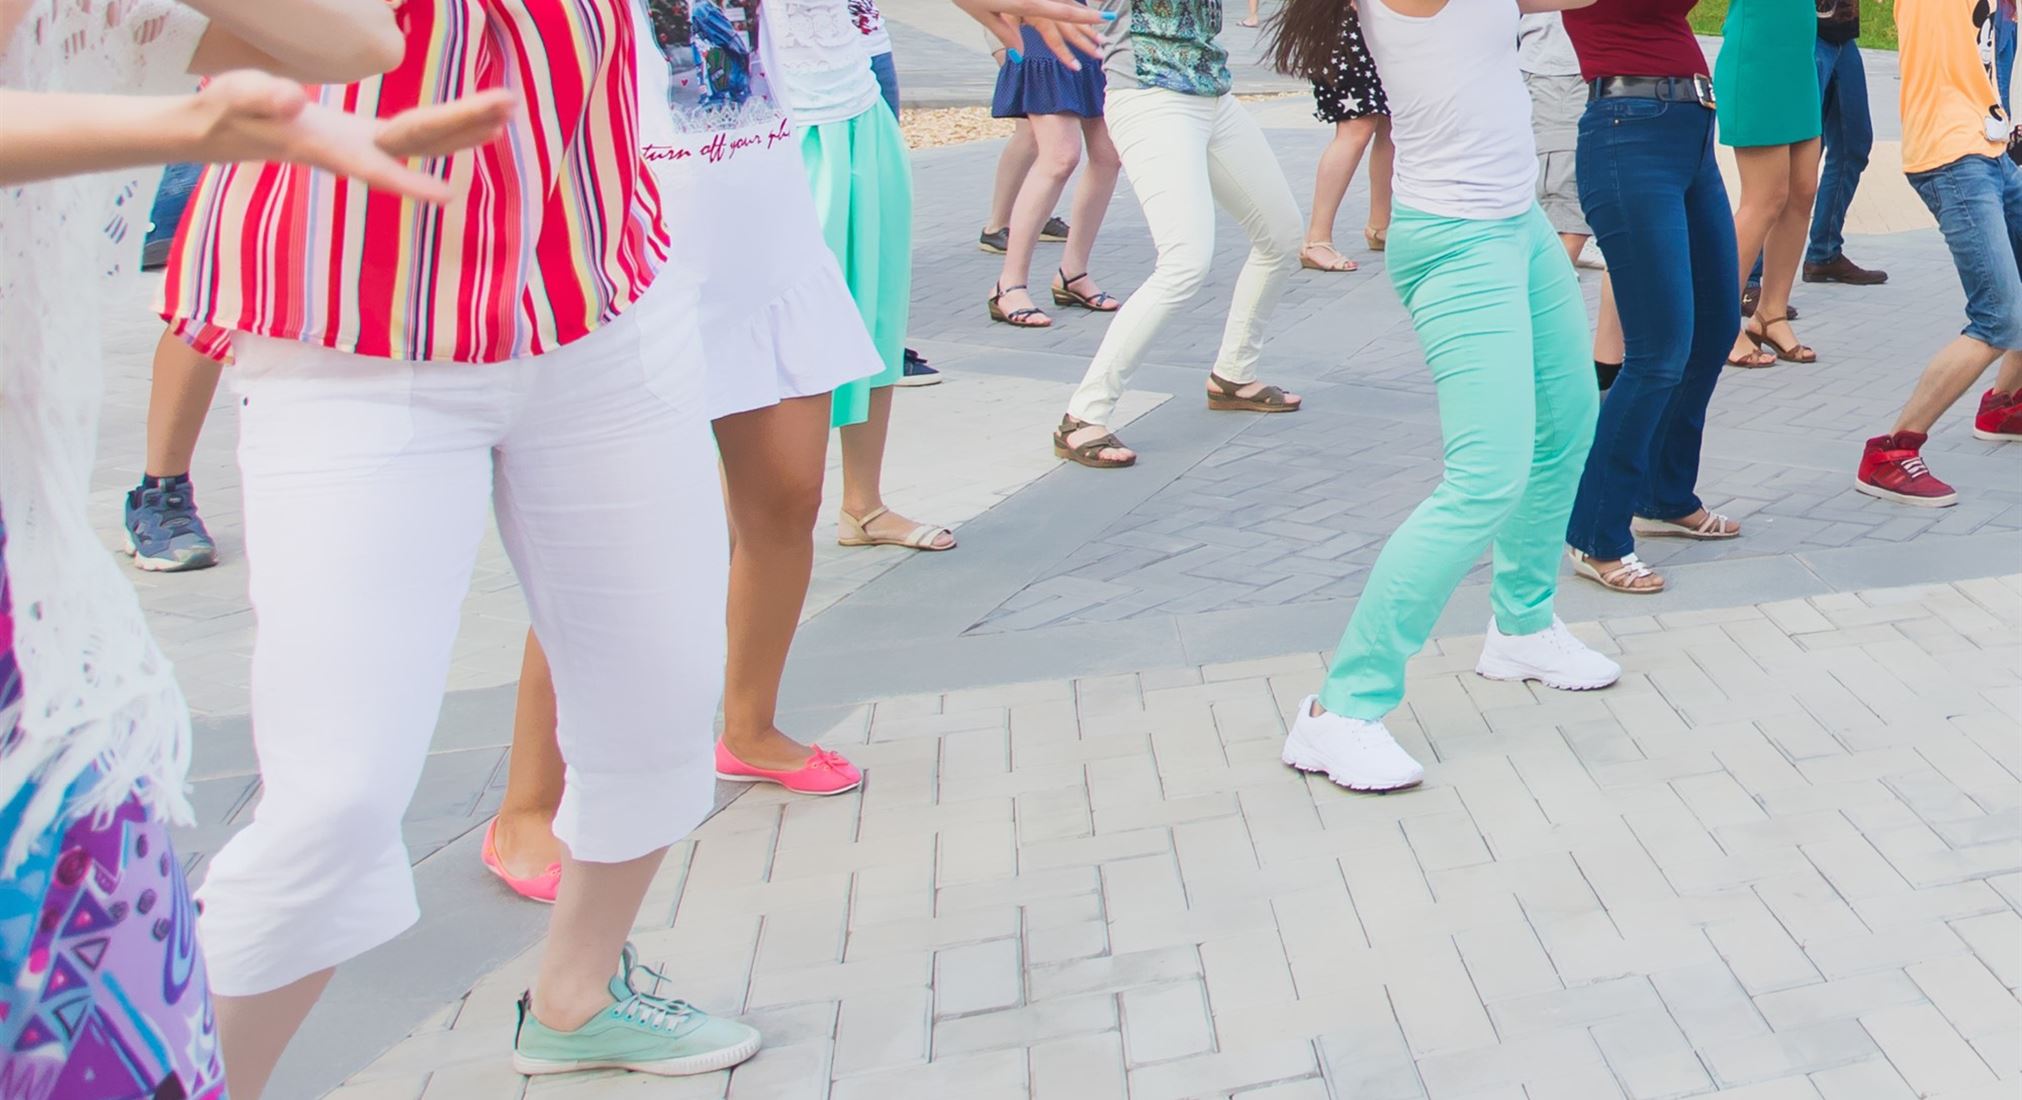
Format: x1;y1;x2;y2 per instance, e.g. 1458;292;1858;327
996;113;1086;322
216;970;336;1099
716;394;835;771
839;386;953;550
1594;272;1624;366
986;119;1039;234
144;329;223;478
1054;114;1122;292
1365;116;1394;237
1306;118;1377;254
1893;336;2008;434
1754;138;1821;353
530;849;669;1031
1729;144;1792;364
492;631;565;879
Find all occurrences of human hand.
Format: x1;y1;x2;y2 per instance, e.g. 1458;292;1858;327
955;0;1107;70
189;71;513;202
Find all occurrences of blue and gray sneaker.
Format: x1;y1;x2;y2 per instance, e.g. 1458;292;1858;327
898;348;941;387
123;475;218;572
512;945;761;1077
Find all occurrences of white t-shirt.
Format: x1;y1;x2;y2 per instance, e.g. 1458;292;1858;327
633;0;880;418
762;0;881;125
1360;0;1538;221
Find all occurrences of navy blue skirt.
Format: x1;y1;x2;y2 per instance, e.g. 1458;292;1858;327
990;26;1105;119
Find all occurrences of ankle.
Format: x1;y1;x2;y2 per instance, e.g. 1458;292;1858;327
531;981;613;1034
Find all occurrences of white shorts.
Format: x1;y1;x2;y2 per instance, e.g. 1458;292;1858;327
194;278;727;996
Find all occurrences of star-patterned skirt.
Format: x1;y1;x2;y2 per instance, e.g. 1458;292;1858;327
1310;9;1389;124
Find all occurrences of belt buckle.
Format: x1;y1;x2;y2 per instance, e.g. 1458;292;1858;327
1693;74;1716;110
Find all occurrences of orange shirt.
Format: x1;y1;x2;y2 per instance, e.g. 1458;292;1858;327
1897;0;2009;174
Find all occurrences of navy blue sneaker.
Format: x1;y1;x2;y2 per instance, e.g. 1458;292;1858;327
124;476;218;572
897;348;941;387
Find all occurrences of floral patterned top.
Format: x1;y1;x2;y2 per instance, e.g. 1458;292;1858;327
1098;0;1231;97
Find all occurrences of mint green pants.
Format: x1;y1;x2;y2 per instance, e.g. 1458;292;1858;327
1319;203;1598;720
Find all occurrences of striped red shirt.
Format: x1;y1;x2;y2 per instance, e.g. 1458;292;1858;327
162;0;670;364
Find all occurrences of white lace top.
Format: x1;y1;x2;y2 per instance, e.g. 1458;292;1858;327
761;0;879;126
0;0;208;872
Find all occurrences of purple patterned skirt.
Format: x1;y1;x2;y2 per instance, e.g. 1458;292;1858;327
0;514;230;1099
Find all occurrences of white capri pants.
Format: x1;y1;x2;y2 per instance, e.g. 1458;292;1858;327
195;281;728;997
1066;86;1303;427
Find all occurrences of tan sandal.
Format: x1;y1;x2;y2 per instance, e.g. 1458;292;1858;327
1053;415;1135;469
1364;225;1387;252
1300;242;1357;273
1632;511;1739;540
1206;372;1301;413
838;506;955;551
1568;548;1665;594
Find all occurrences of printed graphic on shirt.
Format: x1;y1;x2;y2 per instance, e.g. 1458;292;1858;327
847;0;883;39
642;0;785;132
1976;1;2010;123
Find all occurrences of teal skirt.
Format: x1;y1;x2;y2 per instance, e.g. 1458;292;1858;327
801;105;913;428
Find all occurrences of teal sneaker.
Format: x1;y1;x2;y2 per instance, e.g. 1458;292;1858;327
511;945;761;1077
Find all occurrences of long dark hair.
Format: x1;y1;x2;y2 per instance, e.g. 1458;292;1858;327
1261;0;1355;83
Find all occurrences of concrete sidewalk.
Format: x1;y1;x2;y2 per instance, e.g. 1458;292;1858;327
335;577;2022;1100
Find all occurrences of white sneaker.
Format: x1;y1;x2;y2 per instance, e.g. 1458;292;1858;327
1475;616;1621;691
1281;696;1425;792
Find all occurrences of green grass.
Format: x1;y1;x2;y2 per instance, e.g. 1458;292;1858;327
1687;0;1899;50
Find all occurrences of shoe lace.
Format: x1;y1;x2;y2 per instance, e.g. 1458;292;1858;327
617;960;701;1034
809;747;849;772
1898;454;1933;479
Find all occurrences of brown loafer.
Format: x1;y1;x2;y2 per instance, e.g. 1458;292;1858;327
1802;253;1888;285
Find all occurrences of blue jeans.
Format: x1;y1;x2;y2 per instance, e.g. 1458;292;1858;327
1997;10;2016;115
871;50;900;117
1808;37;1872;265
142;162;203;260
1907;155;2022;350
1566;97;1740;561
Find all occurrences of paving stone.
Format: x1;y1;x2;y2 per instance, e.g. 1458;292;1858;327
933;938;1022;1018
1029;1032;1129;1099
1856;1003;1999;1096
1120;980;1216;1066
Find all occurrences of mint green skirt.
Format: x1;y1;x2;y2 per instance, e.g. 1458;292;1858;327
801;105;913;428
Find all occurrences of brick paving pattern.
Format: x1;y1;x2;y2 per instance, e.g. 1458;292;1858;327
336;577;2022;1100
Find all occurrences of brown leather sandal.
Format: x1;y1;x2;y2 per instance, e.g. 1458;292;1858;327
1053;415;1135;468
1207;372;1301;413
1753;316;1816;364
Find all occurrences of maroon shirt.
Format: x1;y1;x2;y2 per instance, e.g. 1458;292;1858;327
1563;0;1711;82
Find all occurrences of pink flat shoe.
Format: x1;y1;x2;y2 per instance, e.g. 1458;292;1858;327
480;817;561;904
714;742;862;796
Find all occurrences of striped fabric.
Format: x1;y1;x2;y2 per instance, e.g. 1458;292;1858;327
162;0;670;364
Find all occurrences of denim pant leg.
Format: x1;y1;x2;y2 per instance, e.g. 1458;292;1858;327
1640;140;1741;520
1565;100;1721;561
1808;41;1872;265
1997;12;2016;115
870;51;900;117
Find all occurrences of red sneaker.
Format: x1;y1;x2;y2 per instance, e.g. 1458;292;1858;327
1973;389;2022;441
1855;432;1958;507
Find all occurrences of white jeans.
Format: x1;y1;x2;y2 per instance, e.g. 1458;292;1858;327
195;281;728;997
1067;87;1303;426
